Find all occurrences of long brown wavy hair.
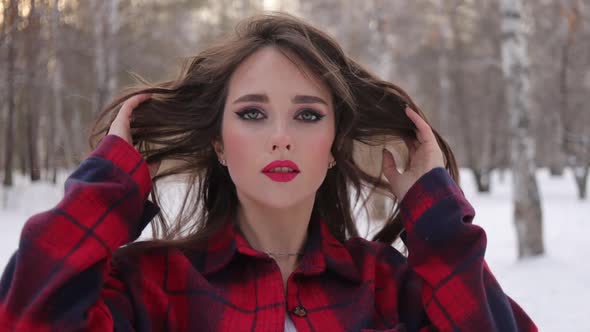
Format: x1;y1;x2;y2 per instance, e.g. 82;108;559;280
89;12;459;252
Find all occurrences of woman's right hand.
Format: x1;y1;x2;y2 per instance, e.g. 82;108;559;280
107;93;161;178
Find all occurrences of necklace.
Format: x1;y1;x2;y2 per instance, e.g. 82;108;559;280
264;251;304;258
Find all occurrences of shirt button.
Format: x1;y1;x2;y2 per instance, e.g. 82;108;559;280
292;305;307;317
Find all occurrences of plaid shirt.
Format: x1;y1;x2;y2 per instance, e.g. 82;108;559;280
0;135;537;332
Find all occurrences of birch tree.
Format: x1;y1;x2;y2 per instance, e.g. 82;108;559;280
107;0;119;99
24;0;41;181
93;1;107;114
49;0;71;183
435;0;452;137
500;0;544;258
2;0;18;187
92;0;121;114
558;0;589;200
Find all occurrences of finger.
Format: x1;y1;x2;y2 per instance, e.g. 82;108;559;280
108;94;151;143
402;138;418;169
116;93;152;122
381;148;399;180
405;107;436;144
403;137;418;155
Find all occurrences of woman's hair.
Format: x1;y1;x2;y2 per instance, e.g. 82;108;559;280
90;12;459;251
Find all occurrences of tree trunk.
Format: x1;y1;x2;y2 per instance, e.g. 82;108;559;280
559;2;587;200
94;1;107;114
25;0;41;181
549;11;572;177
449;11;480;189
472;168;491;193
477;65;496;194
500;0;544;258
18;113;27;175
50;0;71;182
2;0;18;187
436;0;452;136
573;166;588;200
107;0;119;101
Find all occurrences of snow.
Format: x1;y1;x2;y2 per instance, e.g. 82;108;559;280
1;168;588;331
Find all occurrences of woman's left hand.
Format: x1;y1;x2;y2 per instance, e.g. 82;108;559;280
381;107;446;201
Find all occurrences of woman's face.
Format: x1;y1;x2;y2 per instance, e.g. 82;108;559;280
215;46;335;210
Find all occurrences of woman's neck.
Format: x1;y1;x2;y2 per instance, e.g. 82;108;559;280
235;195;314;261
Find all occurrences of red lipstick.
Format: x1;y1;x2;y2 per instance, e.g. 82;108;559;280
262;160;300;182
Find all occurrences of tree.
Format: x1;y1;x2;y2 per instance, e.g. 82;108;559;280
558;0;589;200
500;0;544;258
24;0;41;181
2;0;18;187
49;0;71;183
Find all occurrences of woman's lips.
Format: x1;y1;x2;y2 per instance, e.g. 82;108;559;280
262;160;300;172
263;171;299;182
262;159;300;182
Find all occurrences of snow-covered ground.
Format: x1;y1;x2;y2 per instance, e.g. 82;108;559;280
1;168;588;331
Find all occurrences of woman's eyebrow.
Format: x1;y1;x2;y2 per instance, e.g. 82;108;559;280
292;95;327;105
232;93;328;105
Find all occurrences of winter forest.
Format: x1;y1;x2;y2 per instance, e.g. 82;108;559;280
0;0;589;331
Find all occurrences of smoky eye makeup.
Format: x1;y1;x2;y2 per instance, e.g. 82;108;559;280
235;107;326;122
296;109;325;122
235;107;265;120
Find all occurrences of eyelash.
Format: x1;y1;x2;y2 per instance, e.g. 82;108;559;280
235;107;325;123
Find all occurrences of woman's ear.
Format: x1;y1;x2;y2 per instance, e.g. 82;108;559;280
211;139;224;159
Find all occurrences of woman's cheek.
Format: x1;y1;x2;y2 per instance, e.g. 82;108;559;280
306;130;334;159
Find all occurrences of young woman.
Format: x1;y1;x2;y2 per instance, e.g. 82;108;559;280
0;13;536;332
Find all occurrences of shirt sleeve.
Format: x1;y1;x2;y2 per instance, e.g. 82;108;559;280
0;135;160;331
375;167;537;332
394;167;537;331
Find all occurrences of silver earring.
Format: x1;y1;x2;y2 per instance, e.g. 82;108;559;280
219;159;226;166
328;161;336;169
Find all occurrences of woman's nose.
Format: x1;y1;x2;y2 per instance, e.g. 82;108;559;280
272;142;291;151
270;122;292;151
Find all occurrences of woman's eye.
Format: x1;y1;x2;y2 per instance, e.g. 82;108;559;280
237;108;265;120
297;110;324;122
236;108;324;122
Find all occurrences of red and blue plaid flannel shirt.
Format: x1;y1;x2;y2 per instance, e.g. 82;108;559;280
0;135;537;331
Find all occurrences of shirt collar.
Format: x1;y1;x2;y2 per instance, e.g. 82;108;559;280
198;213;361;283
